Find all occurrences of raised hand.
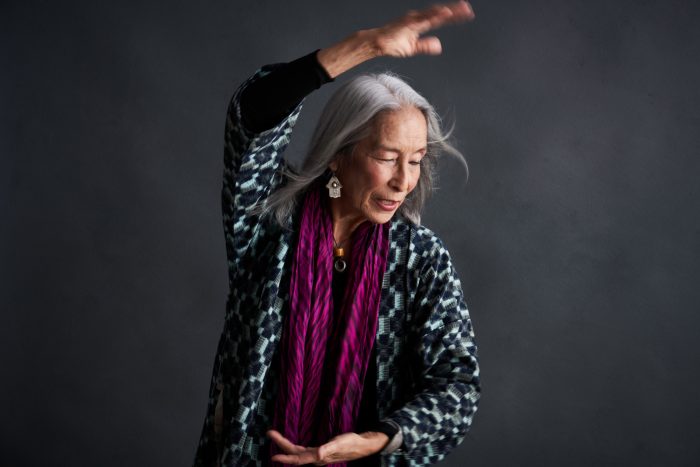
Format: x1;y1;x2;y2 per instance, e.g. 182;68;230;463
371;1;475;57
317;1;475;78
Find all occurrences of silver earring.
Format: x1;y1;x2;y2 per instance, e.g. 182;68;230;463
326;174;342;199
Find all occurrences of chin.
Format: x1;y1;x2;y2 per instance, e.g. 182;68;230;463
367;210;396;225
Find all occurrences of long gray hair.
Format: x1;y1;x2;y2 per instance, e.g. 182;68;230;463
263;72;467;227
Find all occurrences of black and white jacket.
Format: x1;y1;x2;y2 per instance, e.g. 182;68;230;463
194;65;481;467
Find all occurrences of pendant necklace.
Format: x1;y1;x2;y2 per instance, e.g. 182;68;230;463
333;237;347;273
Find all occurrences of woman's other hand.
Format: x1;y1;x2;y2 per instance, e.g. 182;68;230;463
317;1;475;78
267;429;389;465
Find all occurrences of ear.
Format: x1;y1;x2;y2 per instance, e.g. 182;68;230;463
328;158;339;172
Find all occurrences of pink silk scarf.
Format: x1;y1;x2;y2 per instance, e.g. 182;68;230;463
272;185;389;466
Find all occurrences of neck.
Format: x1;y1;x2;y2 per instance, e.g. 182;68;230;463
329;198;364;248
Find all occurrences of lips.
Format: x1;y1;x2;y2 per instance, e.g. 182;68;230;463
374;198;401;212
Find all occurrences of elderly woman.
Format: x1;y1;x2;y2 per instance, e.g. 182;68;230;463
194;2;480;466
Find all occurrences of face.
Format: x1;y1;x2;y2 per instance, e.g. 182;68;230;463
330;106;427;226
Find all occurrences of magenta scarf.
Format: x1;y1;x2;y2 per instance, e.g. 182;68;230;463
272;185;389;465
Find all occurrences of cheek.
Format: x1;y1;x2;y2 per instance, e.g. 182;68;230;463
365;168;390;195
407;170;421;193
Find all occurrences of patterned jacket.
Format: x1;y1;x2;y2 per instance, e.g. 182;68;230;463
194;66;481;467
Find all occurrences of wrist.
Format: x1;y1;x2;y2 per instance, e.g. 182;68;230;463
374;420;403;454
317;30;380;79
359;431;390;455
353;29;382;60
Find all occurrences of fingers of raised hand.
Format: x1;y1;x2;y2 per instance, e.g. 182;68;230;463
414;36;443;55
445;0;475;22
408;1;474;33
377;33;442;58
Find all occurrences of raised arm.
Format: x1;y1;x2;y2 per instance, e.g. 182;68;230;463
237;0;474;134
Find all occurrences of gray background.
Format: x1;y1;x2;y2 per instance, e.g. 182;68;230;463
3;0;700;466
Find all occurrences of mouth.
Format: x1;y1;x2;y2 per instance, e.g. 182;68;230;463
373;198;401;212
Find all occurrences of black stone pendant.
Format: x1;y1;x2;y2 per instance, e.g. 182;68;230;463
334;257;347;273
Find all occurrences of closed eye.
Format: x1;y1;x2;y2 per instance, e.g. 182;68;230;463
374;157;398;164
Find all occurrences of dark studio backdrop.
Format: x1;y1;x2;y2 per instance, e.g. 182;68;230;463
2;0;700;466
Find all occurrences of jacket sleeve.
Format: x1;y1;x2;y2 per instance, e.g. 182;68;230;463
384;235;481;465
221;64;303;268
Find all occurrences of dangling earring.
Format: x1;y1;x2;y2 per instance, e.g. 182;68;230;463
326;173;342;199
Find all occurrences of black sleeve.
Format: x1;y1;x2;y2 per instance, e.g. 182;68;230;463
239;49;334;133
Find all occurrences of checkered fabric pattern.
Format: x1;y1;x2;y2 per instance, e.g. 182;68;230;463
194;66;480;467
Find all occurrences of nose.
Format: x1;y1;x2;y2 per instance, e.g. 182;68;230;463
389;161;410;193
